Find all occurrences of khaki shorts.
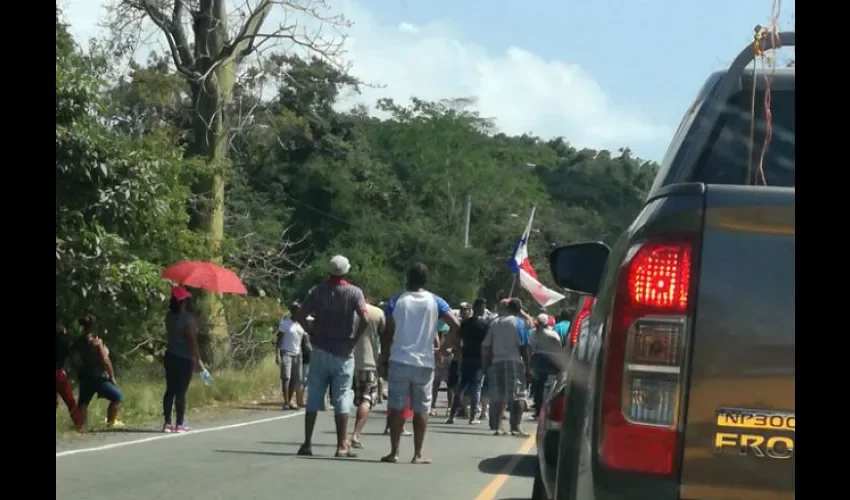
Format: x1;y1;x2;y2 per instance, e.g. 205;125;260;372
387;362;434;415
353;370;379;408
280;351;303;387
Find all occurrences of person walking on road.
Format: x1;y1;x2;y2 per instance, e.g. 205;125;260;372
447;303;471;416
384;397;413;436
483;298;508;429
72;315;124;431
300;316;313;406
553;309;573;345
445;298;489;425
529;313;564;418
295;255;369;458
162;286;204;433
430;320;452;416
277;301;308;410
56;310;82;430
350;296;385;448
482;298;531;436
379;262;459;464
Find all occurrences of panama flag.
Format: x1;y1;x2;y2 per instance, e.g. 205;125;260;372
508;207;566;307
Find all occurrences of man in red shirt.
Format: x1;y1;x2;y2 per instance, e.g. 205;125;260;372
295;255;369;458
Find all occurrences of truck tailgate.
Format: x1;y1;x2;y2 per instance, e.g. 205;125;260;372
679;185;795;500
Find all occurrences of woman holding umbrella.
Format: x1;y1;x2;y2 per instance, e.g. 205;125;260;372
160;261;247;433
162;286;204;433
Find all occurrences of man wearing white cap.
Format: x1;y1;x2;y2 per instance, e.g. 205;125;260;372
294;255;369;458
529;313;563;418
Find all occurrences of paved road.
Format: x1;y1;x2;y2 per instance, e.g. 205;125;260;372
56;403;536;500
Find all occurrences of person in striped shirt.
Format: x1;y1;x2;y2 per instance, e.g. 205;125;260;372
294;255;369;458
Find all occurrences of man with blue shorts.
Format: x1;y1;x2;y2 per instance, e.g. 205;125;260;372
379;262;459;464
295;255;369;458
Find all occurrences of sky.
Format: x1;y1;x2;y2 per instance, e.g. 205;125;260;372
60;0;794;162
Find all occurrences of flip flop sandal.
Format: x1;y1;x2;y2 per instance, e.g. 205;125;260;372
351;440;364;449
380;455;399;463
335;449;358;458
411;456;432;464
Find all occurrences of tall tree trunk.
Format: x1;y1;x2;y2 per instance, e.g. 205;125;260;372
187;1;236;367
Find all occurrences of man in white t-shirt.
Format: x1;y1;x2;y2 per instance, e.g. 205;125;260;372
379;262;459;464
277;301;308;410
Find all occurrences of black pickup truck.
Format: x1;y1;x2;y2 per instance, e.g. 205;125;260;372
542;32;795;500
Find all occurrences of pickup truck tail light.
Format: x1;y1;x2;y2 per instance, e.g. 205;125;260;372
545;394;565;431
599;240;693;476
568;297;595;347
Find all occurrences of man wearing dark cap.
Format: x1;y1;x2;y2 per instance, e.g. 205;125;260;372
444;298;489;425
295;255;369;458
482;297;531;436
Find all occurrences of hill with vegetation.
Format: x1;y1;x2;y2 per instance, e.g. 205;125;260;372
56;10;659;370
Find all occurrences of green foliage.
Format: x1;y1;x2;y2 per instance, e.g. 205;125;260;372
56;14;207;360
57;7;663;371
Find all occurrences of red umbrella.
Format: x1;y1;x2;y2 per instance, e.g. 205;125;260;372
162;261;248;295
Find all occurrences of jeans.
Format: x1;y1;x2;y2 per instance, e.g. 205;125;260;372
530;354;561;415
163;352;193;426
79;376;123;406
305;348;355;414
450;358;483;418
530;372;548;414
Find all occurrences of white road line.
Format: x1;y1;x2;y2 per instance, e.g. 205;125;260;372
56;411;305;458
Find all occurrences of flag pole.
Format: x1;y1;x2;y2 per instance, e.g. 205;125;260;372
509;206;536;299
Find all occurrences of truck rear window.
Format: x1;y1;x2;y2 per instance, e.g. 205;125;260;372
698;89;795;187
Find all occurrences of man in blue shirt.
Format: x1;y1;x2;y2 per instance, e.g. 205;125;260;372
553;309;574;345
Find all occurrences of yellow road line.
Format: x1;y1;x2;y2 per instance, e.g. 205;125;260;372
473;435;537;500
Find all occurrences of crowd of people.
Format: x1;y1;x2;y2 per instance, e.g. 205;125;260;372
277;255;574;463
55;253;574;457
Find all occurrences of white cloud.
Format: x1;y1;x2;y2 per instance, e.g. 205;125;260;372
397;22;420;35
60;0;670;156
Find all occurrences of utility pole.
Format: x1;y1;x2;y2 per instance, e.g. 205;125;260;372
463;194;472;248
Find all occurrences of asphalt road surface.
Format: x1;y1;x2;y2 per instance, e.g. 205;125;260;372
56;403;537;500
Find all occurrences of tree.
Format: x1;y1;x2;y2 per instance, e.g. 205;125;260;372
106;0;352;363
57;9;205;360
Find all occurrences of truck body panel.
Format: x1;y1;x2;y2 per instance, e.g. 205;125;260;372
549;32;794;500
679;186;795;500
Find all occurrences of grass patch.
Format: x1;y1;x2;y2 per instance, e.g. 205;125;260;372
56;356;281;434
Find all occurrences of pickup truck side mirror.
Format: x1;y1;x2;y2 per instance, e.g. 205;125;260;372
548;241;611;296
